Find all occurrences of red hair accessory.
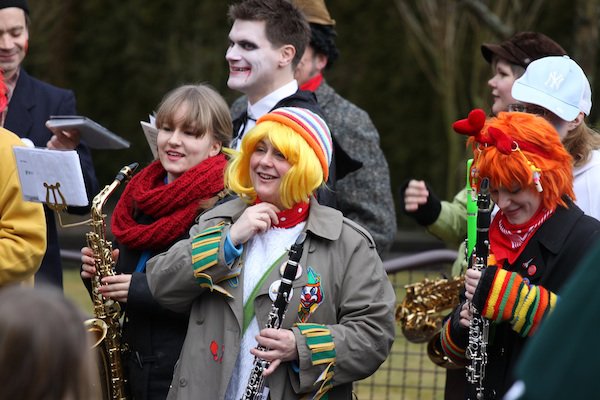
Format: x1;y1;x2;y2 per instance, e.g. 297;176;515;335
455;109;548;193
453;109;550;159
452;108;487;142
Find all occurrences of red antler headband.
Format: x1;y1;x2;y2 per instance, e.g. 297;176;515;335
453;109;550;157
453;109;546;192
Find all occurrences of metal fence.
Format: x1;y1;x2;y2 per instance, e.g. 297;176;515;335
62;248;459;399
353;249;458;400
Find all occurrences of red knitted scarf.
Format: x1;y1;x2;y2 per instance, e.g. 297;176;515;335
111;154;227;250
489;206;554;265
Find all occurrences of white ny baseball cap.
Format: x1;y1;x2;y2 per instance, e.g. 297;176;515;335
512;55;591;121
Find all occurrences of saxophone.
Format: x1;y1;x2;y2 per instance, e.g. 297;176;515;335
241;233;306;400
465;177;491;400
397;276;464;344
397;275;465;369
87;163;138;400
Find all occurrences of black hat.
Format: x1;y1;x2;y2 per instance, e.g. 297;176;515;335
309;23;339;68
0;0;29;14
481;32;566;68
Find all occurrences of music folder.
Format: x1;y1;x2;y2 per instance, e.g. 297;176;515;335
46;115;130;150
13;146;89;209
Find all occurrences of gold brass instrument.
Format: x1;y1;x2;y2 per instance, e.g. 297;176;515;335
397;275;464;369
397;276;463;344
85;318;109;349
87;163;138;400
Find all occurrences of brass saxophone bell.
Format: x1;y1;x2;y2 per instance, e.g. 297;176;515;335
84;318;108;349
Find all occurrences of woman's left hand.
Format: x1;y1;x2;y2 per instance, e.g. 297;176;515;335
98;274;132;303
250;328;298;377
464;268;482;301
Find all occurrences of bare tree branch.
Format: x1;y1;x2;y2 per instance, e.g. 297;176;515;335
460;0;513;38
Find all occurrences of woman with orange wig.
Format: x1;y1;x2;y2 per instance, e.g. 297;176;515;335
439;110;600;398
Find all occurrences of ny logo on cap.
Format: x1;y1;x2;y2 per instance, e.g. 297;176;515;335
545;71;564;90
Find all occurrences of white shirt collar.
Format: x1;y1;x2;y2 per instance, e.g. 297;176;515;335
232;80;299;150
247;80;298;122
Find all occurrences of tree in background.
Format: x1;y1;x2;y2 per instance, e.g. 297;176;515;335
24;0;600;230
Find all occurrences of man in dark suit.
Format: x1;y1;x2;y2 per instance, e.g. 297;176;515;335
0;0;99;288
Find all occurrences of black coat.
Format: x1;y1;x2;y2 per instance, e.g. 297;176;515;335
453;201;600;399
115;213;189;400
6;68;99;288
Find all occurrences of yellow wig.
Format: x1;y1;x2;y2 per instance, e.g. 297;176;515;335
470;112;574;211
225;120;325;209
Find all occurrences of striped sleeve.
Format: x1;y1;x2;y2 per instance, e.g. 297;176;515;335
475;267;558;337
439;302;470;366
191;222;240;298
440;317;468;366
296;323;336;399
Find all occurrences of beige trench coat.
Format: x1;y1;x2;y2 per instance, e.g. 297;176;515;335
146;197;396;400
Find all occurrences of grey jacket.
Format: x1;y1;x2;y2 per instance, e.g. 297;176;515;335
314;81;397;254
146;197;396;400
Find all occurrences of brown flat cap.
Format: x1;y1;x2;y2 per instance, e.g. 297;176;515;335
293;0;335;26
481;32;566;68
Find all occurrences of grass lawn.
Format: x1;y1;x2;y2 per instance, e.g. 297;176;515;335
63;266;448;400
64;267;93;315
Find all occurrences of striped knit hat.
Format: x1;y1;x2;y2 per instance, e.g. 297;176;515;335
257;107;333;180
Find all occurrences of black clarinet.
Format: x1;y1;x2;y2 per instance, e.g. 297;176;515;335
241;233;306;400
466;177;491;400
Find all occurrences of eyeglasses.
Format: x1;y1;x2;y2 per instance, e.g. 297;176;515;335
507;103;548;117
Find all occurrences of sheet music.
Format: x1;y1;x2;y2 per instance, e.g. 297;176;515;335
140;117;158;159
13;147;89;207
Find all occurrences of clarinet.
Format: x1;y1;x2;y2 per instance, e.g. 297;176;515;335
241;233;306;400
466;177;491;400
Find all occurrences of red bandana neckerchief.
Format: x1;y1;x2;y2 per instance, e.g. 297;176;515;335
111;154;227;250
489;206;554;266
255;198;310;229
299;73;323;92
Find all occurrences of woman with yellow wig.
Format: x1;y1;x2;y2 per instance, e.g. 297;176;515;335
439;110;600;399
146;107;396;400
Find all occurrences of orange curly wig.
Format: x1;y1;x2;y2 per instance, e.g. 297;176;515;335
469;111;574;211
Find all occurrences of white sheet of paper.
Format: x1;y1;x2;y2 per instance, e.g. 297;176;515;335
13;146;89;207
140;119;158;159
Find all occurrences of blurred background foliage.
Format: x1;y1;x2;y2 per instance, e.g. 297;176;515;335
26;0;600;231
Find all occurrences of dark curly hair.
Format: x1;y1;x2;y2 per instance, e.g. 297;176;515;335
310;23;339;69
